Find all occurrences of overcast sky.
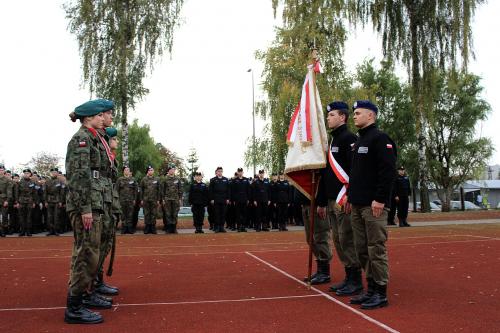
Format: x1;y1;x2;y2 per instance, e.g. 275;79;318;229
0;0;499;177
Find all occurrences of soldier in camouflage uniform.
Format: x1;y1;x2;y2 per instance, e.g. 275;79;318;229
44;168;63;236
17;169;37;236
161;164;183;234
58;172;70;233
141;165;161;234
9;173;20;234
117;166;138;234
0;164;12;237
64;99;114;325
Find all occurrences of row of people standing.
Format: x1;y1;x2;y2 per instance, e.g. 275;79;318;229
0;166;71;237
189;167;303;234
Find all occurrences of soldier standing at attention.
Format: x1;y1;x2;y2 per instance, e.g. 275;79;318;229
188;172;209;233
162;164;183;234
272;171;292;231
58;172;70;233
230;167;251;232
44;168;63;236
10;173;20;234
388;166;411;227
117;166;138;234
141;165;161;234
251;170;271;232
0;164;13;237
269;173;278;229
209;166;231;233
316;101;362;296
64;100;109;324
347;100;396;310
17;169;37;237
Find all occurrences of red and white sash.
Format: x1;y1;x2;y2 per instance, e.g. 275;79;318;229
327;142;349;205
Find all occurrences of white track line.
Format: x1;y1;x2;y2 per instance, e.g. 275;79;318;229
0;294;321;312
245;251;400;333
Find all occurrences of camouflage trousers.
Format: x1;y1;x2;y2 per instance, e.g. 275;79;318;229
351;205;389;286
327;200;360;269
19;204;32;234
163;200;180;227
302;205;332;262
143;201;158;226
68;211;102;296
97;203;115;278
120;201;135;229
46;203;59;233
1;205;9;231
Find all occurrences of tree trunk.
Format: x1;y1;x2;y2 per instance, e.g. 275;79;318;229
441;186;452;212
409;6;430;213
122;119;129;166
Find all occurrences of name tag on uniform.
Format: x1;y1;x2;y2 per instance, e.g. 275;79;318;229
222;179;227;182
174;180;179;184
153;181;158;184
56;184;61;187
29;184;34;188
129;181;135;184
358;146;369;154
331;146;339;153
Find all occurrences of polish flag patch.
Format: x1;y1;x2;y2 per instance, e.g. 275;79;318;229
386;144;393;149
79;141;87;147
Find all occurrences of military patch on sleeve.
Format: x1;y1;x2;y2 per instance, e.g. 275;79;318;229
79;141;87;147
386;144;393;149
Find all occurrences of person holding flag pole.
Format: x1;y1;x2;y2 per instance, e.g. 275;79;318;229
284;48;328;288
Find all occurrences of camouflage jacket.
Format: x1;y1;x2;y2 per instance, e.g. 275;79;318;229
44;177;63;204
162;175;182;201
17;178;38;205
140;176;161;202
65;126;106;214
117;176;138;203
0;176;12;202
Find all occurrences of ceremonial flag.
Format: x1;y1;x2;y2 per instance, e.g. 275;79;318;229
284;59;328;200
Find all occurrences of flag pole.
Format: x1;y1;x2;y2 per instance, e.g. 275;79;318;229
307;170;319;289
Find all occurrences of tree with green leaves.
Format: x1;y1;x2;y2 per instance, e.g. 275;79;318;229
426;70;492;212
247;0;352;172
186;147;199;182
26;152;61;176
117;119;163;180
64;0;183;165
351;0;485;211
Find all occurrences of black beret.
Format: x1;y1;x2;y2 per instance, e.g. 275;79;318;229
122;166;130;171
6;170;11;174
13;173;19;177
237;167;243;172
271;173;277;176
216;166;223;172
258;169;264;174
75;99;114;117
23;168;32;174
50;167;59;172
327;101;349;112
353;100;378;114
398;166;405;170
146;165;154;173
278;171;284;175
194;172;202;176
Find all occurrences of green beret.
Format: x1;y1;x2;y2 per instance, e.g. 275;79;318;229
105;127;118;138
168;164;176;171
75;99;114;117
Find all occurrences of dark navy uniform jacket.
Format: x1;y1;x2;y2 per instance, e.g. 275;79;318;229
189;181;209;206
271;180;293;204
251;178;271;203
209;176;231;204
230;177;251;203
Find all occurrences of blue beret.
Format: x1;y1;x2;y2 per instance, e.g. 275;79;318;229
353;100;378;114
74;99;114;117
105;127;118;138
326;101;349;112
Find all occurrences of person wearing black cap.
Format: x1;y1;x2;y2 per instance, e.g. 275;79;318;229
230;168;251;232
17;169;38;236
347;100;397;310
117;166;138;234
209;167;231;233
189;172;209;233
0;164;13;237
388;166;411;227
140;165;161;234
251;170;271;232
44;168;63;236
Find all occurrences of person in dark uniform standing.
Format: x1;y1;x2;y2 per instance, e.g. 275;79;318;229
251;170;271;232
209;167;230;233
388;166;411;227
347;100;397;310
117;166;138;234
44;168;63;236
269;173;278;229
231;168;251;232
0;165;13;237
17;169;37;236
272;172;292;231
141;166;161;234
317;101;362;296
188;172;209;233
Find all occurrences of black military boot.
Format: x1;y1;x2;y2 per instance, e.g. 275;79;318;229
94;292;113;304
361;283;388;309
310;261;331;285
82;292;112;309
336;267;363;296
64;294;103;324
329;266;349;292
350;278;375;305
151;224;158;234
95;273;119;296
402;219;411;227
143;224;150;234
304;260;320;282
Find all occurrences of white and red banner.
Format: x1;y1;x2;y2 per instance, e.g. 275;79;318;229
284;60;328;200
327;145;349;205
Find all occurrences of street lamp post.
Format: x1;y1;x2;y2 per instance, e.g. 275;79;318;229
247;68;256;176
